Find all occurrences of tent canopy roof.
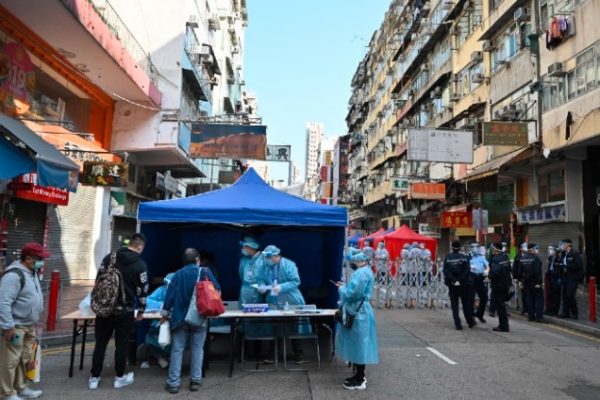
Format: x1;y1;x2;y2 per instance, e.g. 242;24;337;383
138;168;348;226
384;225;437;243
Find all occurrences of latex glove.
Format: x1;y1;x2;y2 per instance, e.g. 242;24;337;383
271;285;281;296
453;281;461;287
257;285;268;294
534;284;542;289
518;282;524;290
483;269;490;277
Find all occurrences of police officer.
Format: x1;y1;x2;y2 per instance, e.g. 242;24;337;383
443;241;476;330
469;242;490;323
544;245;563;316
519;244;546;322
512;243;528;316
559;239;584;319
489;242;512;332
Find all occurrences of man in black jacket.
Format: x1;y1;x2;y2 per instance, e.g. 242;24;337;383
544;245;562;316
559;239;584;320
89;233;149;390
489;242;512;332
519;244;546;322
512;243;528;315
443;241;476;330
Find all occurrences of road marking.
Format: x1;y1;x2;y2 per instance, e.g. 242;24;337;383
545;324;600;344
426;346;457;365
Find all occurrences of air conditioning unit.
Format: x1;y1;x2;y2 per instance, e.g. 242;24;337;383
421;63;430;71
471;51;483;64
502;104;518;116
209;76;218;85
482;40;495;52
186;15;199;28
421;18;430;26
232;46;240;54
493;109;503;120
442;1;455;11
514;7;530;22
239;80;246;86
472;73;484;83
432;87;442;98
450;92;462;102
451;73;460;82
208;17;220;31
548;62;566;77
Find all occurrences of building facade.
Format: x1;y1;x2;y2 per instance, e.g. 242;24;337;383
304;121;324;201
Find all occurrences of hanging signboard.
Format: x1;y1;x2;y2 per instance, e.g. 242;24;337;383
266;145;291;161
0;42;35;115
410;182;446;200
482;122;528;146
82;161;128;187
190;123;267;159
391;177;409;193
440;211;473;228
472;209;489;231
517;202;566;224
419;223;441;238
407;129;473;163
11;173;69;206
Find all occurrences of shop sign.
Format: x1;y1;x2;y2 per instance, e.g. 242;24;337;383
11;173;69;206
410;182;445;200
155;171;178;193
266;145;291;162
190;123;267;159
472;209;489;231
482;122;528;146
441;211;473;228
82;161;128;187
0;42;35;115
517;202;566;224
419;223;441;238
391;177;409;193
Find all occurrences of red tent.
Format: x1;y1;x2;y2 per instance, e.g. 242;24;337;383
358;228;385;249
372;227;395;248
384;225;437;261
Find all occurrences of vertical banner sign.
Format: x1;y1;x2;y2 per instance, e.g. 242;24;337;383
0;42;35;115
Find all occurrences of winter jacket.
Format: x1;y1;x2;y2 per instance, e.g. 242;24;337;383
0;261;44;330
101;247;149;313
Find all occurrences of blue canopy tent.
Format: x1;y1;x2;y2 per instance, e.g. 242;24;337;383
347;233;362;247
137;168;348;309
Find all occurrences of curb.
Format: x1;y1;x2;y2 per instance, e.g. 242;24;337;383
511;312;600;338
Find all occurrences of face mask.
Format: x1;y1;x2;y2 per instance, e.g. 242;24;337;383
34;260;44;271
350;263;358;270
241;249;250;257
265;259;275;266
549;249;555;256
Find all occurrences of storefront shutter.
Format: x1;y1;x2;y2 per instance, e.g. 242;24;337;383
46;186;97;281
111;216;137;252
526;222;582;269
6;199;46;264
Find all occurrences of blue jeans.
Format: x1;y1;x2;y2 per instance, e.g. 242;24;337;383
167;323;207;387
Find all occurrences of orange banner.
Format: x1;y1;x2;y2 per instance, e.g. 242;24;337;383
441;211;473;228
410;182;445;200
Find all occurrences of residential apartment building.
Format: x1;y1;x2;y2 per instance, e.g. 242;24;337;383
346;0;600;274
304;122;324;201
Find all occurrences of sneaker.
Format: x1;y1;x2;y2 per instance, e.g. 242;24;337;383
455;325;463;331
158;356;169;369
468;322;477;329
5;395;24;400
88;377;101;390
165;384;179;394
343;377;367;390
19;388;42;399
477;316;487;324
344;376;367;385
190;381;202;392
114;372;134;389
489;312;496;318
492;326;510;332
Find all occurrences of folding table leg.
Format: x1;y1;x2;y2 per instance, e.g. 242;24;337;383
69;319;78;378
79;320;88;371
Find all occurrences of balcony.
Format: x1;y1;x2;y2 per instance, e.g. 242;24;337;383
480;0;529;41
0;0;162;106
365;179;393;206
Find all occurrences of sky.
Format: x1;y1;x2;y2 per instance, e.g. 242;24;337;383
244;0;392;183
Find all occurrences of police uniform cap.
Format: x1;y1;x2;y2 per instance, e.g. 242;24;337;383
451;241;461;250
491;242;502;251
527;243;538;250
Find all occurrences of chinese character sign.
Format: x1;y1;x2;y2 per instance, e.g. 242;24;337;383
440;211;473;228
83;161;128;187
0;42;35;115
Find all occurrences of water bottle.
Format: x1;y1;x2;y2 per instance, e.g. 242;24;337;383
10;333;20;346
284;302;289;311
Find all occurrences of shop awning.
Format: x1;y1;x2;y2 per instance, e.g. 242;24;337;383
0;135;35;179
460;146;532;183
0;114;79;189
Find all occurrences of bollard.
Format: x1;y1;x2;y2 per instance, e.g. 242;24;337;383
589;276;597;323
46;270;60;331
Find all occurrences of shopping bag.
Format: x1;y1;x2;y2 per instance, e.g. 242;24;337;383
184;285;205;327
158;321;171;347
78;293;94;317
195;268;225;317
25;339;41;382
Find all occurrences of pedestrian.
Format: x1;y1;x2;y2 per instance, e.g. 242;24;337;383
89;233;149;390
335;252;379;390
374;242;389;284
469;243;490;323
489;243;513;332
443;241;476;330
558;239;584;320
259;245;306;363
362;240;375;265
161;248;220;394
0;242;49;400
519;244;546;322
512;243;528;316
544;245;562;316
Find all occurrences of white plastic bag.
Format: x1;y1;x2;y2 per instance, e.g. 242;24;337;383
158;321;171;347
78;293;94;316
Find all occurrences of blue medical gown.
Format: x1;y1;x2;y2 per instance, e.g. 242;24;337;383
335;266;379;365
146;285;167;311
239;252;266;305
260;257;306;307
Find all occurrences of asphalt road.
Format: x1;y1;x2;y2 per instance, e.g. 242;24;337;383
34;308;600;400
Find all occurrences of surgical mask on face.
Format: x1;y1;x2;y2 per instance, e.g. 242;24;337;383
265;259;275;267
548;249;556;256
34;260;44;271
350;263;358;270
241;249;250;257
479;247;486;256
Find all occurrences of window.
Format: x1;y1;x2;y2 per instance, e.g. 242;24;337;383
538;170;565;203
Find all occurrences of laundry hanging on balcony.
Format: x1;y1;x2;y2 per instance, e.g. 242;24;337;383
546;16;572;50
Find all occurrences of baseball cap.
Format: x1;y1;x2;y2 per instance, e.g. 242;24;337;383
21;242;51;259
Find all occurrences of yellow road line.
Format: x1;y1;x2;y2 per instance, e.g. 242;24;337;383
545;323;600;343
